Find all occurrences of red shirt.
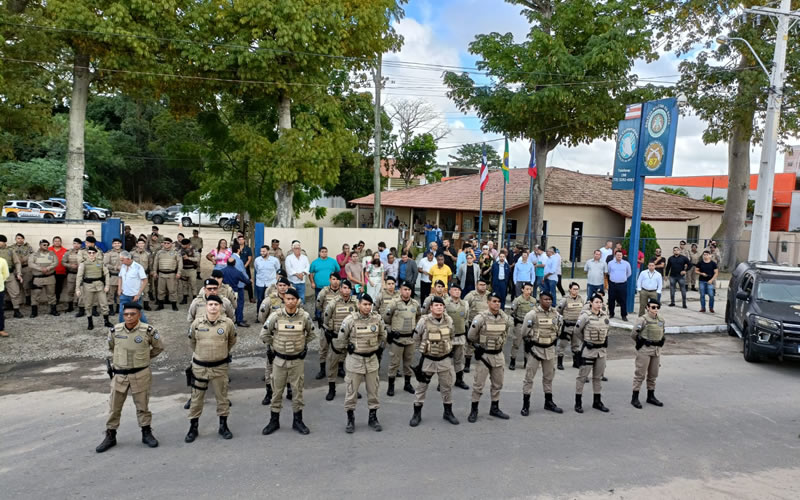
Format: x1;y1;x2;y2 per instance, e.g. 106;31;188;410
50;246;68;275
336;252;349;279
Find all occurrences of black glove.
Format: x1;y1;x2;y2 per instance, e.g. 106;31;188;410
324;329;334;343
376;347;384;362
299;346;308;359
184;366;193;387
266;347;276;363
387;331;396;344
413;358;429;383
523;338;534;352
473;344;485;360
106;359;114;380
572;352;583;368
347;343;355;354
635;336;644;351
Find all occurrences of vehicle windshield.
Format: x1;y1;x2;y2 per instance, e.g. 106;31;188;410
756;281;800;303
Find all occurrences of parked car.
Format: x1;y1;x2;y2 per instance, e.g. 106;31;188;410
145;204;183;225
178;208;237;227
48;198;111;220
2;200;65;219
726;261;800;362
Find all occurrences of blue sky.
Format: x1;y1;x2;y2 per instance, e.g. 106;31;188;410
383;0;791;177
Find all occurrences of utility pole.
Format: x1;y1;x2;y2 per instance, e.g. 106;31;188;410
373;54;382;229
746;0;799;261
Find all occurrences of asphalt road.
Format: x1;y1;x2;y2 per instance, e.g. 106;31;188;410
1;336;799;499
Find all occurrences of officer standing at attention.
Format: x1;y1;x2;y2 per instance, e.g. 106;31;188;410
373;275;399;316
409;296;460;427
421;279;448;314
314;272;342;380
179;239;200;304
383;281;421;396
104;238;123;314
62;238;82;314
153;238;182;311
95;303;163;453
12;233;33;304
574;294;611;414
444;284;470;390
261;287;315;435
556;282;584;369
29;239;58;318
76;247;113;330
338;294;386;433
131;239;152;310
467;292;512;422
630;298;665;409
508;282;537;371
190;229;204;280
0;235;23;318
463;278;490;373
259;278;295;405
323;280;358;401
209;269;238;307
188;279;236;322
520;291;564;416
185;296;237;443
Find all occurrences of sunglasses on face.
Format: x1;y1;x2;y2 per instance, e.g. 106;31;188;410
649;305;660;310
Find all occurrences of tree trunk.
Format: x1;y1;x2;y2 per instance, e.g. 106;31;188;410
274;92;293;227
531;141;551;247
65;51;90;221
714;117;753;270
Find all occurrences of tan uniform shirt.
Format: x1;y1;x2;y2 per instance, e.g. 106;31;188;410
260;307;316;368
467;310;512;368
338;311;386;374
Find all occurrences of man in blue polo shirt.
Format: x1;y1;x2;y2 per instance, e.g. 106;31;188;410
309;246;340;298
607;249;632;321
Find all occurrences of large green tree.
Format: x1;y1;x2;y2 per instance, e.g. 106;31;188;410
444;0;660;244
448;143;502;170
657;0;800;269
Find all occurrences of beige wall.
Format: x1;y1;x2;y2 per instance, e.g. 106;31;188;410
295;208;355;227
624;212;723;248
0;221;103;245
258;226;400;262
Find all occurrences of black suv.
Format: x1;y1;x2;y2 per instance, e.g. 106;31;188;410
726;261;800;362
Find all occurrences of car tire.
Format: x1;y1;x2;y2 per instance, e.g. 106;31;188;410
43;213;53;219
6;212;17;218
181;217;193;227
89;212;99;220
152;215;163;225
742;328;761;363
218;217;228;228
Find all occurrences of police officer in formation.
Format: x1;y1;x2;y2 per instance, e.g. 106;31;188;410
631;298;665;409
0;234;24;318
467;292;512;422
556;282;584;369
409;295;460;427
508;281;536;370
62;238;82;314
29;239;58;317
185;295;237;442
574;294;610;414
314;272;342;380
104;238;123;313
323;279;358;401
338;294;386;433
188;279;236;322
462;278;490;373
521;291;563;416
261;287;315;435
76;247;114;330
11;233;33;303
153;238;182;311
383;281;421;396
444;284;470;390
96;302;163;453
421;279;447;314
259;277;294;404
179;238;200;305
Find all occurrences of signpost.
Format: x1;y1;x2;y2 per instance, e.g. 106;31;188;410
612;98;679;314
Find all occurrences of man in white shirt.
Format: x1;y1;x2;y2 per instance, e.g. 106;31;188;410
542;247;560;298
285;240;310;304
254;245;281;313
599;240;614;262
418;251;436;303
117;251;148;323
636;261;663;315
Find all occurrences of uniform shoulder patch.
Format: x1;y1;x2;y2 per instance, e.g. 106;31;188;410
153;333;160;340
146;325;153;333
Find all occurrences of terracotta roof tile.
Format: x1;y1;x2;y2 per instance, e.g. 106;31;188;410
350;167;724;221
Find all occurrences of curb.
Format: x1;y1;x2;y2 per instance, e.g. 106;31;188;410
610;320;727;335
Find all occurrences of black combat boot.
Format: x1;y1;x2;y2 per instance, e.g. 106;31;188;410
103;315;114;328
262;411;280;435
218;416;233;439
544;393;563;413
386;377;395;396
557;355;564;370
455;371;469;390
464;356;472;373
345;410;355;433
183;397;191;410
521;394;531;416
75;306;85;318
286;383;293;400
468;401;479;423
592;393;609;412
337;363;345;378
409;404;423;427
180;295;188;305
489;400;510;420
30;305;38;318
293;411;310;435
403;375;414;394
646;390;663;407
171;301;178;311
66;303;74;313
631;390;642;409
261;384;273;405
156;301;164;311
92;306;99;316
443;403;459;425
143;301;151;311
575;394;583;413
87;316;95;330
185;418;199;443
325;382;336;401
508;357;516;371
13;308;23;318
315;362;326;380
141;425;159;448
95;429;117;453
368;408;382;432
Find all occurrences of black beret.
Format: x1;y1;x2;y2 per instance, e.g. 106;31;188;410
539;291;553;300
285;288;300;299
204;278;218;287
647;297;661;306
360;293;374;304
449;283;461;290
434;280;445;287
73;238;82;244
122;302;142;311
181;238;191;245
431;296;445;305
384;275;396;283
399;280;412;289
163;237;173;243
278;277;291;286
205;294;223;304
488;292;503;300
85;236;96;243
112;238;121;243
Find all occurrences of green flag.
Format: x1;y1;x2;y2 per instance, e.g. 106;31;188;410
502;137;510;183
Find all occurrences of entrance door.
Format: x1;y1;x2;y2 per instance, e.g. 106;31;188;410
570;222;584;262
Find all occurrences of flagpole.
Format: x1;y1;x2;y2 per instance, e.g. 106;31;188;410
501;173;507;248
478;190;484;241
527;176;533;247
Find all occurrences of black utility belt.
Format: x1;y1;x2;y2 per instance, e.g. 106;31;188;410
158;269;177;274
583;339;608;349
33;272;54;278
455;332;466;337
351;350;378;358
641;338;665;347
109;272;119;276
530;339;557;348
192;356;231;367
514;319;524;325
423;353;452;362
483;348;502;355
112;365;147;375
394;332;413;338
83;277;105;283
182;265;197;270
275;351;304;361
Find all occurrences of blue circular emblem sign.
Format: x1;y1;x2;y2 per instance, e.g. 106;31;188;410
617;128;638;163
646;106;670;138
644;142;665;171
